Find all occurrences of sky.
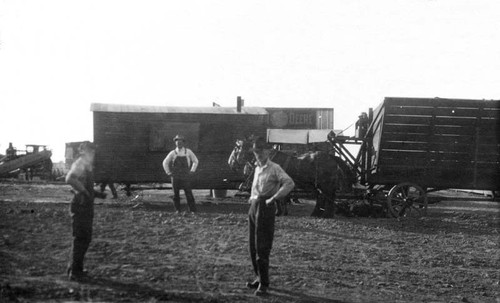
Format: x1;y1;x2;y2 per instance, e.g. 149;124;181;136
1;0;499;162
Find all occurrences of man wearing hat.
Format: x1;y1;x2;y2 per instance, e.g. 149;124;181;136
355;112;369;138
246;136;295;296
65;141;107;281
162;135;199;213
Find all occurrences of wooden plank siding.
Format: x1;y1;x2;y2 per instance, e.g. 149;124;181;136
367;97;500;190
92;107;267;189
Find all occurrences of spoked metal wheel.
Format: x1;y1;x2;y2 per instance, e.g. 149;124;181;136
387;182;428;218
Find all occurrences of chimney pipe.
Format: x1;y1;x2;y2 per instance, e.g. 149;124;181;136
237;96;242;112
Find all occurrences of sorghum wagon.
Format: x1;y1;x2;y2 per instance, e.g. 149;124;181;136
328;97;500;218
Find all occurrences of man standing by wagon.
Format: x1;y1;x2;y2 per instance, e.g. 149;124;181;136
246;137;295;296
162;134;199;213
65;141;106;281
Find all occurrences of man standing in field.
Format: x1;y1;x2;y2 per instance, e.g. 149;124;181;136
246;137;295;296
65;141;106;281
162;134;199;213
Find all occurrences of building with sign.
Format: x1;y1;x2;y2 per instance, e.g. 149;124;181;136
265;107;334;129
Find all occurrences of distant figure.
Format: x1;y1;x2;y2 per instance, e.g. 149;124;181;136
162;135;199;213
245;137;295;296
355;112;369;138
6;142;16;160
25;168;33;181
65;141;106;281
356;112;370;138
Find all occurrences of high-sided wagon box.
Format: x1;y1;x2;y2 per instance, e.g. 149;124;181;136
367;97;500;190
328;97;500;218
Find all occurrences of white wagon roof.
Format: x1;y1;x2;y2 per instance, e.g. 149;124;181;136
90;103;268;115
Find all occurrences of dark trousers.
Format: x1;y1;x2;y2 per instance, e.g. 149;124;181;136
171;176;196;212
69;198;94;273
248;197;276;287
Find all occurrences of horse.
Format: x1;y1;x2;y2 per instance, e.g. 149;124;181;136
228;137;355;218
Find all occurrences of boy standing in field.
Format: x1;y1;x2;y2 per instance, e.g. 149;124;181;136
246;137;295;296
65;141;106;281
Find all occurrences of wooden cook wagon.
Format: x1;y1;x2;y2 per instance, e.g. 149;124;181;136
91;103;268;190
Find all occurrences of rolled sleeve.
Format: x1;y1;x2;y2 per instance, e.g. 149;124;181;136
188;149;199;172
162;152;175;175
273;168;295;200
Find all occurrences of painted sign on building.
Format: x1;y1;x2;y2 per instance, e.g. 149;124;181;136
266;108;334;129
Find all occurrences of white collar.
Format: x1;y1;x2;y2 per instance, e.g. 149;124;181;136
256;159;269;169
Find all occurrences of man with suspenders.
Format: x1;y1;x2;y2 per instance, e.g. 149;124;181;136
162;135;199;213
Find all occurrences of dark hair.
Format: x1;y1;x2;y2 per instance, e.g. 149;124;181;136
252;136;269;151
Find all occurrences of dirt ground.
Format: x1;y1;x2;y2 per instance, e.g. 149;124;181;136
0;182;499;303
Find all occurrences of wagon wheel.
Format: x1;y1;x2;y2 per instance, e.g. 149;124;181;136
387;182;428;218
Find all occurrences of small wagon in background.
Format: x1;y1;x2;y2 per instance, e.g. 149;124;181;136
329;97;500;218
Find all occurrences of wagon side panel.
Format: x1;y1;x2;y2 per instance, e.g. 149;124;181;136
368;97;500;190
93;110;267;189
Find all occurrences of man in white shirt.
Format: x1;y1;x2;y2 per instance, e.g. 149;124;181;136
246;137;295;296
162;135;199;213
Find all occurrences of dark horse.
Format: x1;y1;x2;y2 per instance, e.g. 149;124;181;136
228;137;355;218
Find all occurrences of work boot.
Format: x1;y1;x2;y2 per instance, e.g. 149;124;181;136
246;279;260;289
254;284;268;296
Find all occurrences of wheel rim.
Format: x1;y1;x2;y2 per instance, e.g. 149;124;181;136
387;182;428;218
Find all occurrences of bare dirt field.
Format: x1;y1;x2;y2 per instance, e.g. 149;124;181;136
1;182;499;302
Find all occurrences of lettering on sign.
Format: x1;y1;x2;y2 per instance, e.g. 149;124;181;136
268;109;317;128
288;112;314;126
